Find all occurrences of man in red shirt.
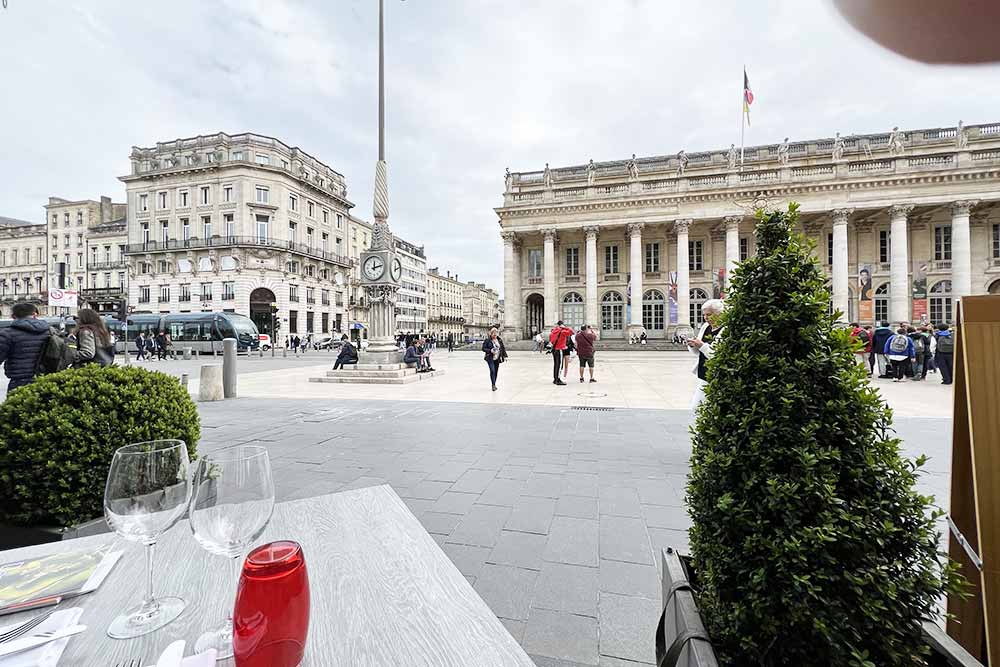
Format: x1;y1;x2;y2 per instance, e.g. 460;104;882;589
574;324;598;383
549;320;572;385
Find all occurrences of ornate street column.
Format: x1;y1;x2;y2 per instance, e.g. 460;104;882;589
724;215;742;279
831;208;852;320
675;219;692;328
951;200;977;300
501;231;518;337
584;226;599;327
628;223;645;329
889;204;913;323
543;228;557;327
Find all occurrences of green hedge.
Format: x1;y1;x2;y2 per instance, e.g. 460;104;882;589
0;365;200;528
685;204;962;666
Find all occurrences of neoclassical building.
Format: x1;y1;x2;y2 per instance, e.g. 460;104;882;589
497;122;1000;339
0;216;46;318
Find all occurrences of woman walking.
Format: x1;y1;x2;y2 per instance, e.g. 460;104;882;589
482;327;508;391
73;309;116;367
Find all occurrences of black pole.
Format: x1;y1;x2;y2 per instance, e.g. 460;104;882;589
378;0;385;162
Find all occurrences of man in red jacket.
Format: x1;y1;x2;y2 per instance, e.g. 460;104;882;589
549;320;572;385
574;324;598;383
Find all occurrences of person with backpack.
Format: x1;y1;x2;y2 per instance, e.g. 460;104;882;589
871;321;894;378
884;327;915;382
907;326;926;380
73;309;116;367
0;302;57;392
549;320;573;386
850;322;871;374
934;323;955;385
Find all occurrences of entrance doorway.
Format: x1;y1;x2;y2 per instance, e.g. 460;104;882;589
525;293;544;338
249;287;277;339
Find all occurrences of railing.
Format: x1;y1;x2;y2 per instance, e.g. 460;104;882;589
642;180;676;192
739;170;778;184
87;261;127;271
848;160;894;173
929;260;952;271
554;188;587;200
972;150;1000;161
791;165;834;178
689;175;727;189
564;275;580;283
990;256;1000;267
981;124;1000;136
125;236;351;266
222;292;235;300
908;155;953;168
179;295;192;302
81;287;124;299
0;292;45;304
526;276;542;285
306;297;316;304
599;184;629;195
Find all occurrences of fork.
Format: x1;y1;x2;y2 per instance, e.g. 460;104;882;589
0;608;55;644
114;659;141;667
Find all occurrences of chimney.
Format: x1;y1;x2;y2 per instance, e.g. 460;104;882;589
100;196;112;224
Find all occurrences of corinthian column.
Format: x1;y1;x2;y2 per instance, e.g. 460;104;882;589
951;200;976;300
501;231;518;336
584;226;599;327
831;208;852;320
724;215;742;278
675;219;692;328
628;223;644;328
543;228;557;327
889;204;913;323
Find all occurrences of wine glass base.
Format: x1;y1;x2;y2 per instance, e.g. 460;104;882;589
107;596;186;639
195;621;234;660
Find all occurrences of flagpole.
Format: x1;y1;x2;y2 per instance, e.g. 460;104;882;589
739;66;746;172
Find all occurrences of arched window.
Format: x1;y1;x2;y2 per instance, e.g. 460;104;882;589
642;289;665;333
690;288;709;325
989;279;1000;296
601;291;624;335
930;280;953;324
874;283;889;323
561;292;584;330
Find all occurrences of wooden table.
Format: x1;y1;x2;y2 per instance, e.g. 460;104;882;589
2;485;535;666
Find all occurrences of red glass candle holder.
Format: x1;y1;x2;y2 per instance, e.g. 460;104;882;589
233;540;310;667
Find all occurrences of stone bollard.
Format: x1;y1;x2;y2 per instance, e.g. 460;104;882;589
181;373;189;390
198;364;224;401
183;347;193;360
282;347;287;358
222;338;237;399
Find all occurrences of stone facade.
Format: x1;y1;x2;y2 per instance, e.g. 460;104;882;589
119;132;353;342
0;217;46;318
394;236;427;334
462;281;500;339
426;267;465;338
346;215;372;340
497;122;1000;339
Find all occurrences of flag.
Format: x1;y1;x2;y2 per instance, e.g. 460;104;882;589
743;69;754;126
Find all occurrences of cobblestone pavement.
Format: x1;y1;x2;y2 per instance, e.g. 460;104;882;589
197;398;951;667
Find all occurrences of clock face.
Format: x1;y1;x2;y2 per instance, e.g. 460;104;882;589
363;255;385;280
390;258;402;282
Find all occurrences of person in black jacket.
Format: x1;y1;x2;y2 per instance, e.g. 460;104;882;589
482;327;507;391
0;302;53;392
871;321;894;378
333;335;358;370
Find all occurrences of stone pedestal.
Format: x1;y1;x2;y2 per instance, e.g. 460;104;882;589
198;364;224;401
310;362;445;385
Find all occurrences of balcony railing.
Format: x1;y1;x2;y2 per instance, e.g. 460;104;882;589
88;260;127;271
929;259;952;271
126;236;352;267
0;292;45;304
81;287;124;299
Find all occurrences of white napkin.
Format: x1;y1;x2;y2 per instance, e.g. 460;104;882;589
143;647;217;667
0;608;84;667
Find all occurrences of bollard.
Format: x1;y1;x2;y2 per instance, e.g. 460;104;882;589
181;372;189;390
222;338;237;399
198;364;224;401
259;348;264;358
183;347;193;360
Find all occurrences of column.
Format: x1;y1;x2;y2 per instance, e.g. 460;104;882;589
675;219;692;328
511;237;522;335
584;226;599;327
628;223;644;328
831;208;852;320
543;228;557;327
501;232;518;335
951;200;976;300
889;204;913;323
724;215;741;278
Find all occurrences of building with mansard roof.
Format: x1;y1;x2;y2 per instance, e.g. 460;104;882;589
496;122;1000;339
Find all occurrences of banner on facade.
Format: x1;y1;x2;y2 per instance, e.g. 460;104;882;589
47;289;78;309
912;259;928;323
713;268;726;299
858;264;873;321
667;271;678;324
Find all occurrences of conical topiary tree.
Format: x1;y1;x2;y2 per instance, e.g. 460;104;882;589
685;204;962;666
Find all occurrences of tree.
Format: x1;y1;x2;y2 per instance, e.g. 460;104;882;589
685;203;961;666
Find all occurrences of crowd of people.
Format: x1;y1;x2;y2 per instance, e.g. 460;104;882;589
133;329;174;361
849;321;954;384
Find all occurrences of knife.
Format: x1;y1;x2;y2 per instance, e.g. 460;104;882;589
155;639;186;667
0;624;87;658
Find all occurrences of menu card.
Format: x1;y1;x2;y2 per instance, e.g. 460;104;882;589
0;544;122;616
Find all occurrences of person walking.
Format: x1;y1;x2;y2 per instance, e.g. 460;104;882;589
482;327;508;391
884;327;915;382
850;322;871;374
73;309;115;367
0;302;54;392
549;320;572;385
871;321;894;378
562;329;576;379
135;331;147;361
934;323;954;385
447;333;454;352
145;331;157;360
924;326;937;375
575;324;598;383
907;326;926;380
333;334;358;370
155;330;168;361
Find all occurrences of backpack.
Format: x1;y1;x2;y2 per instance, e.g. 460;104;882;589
936;334;954;354
858;329;871;344
911;336;924;354
35;331;73;375
889;334;909;355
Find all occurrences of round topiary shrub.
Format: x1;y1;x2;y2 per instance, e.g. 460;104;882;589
685;203;962;666
0;365;199;528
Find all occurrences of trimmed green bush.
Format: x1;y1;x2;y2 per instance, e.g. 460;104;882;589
686;204;961;666
0;365;199;528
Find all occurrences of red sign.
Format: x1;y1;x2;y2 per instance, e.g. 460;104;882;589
912;298;928;323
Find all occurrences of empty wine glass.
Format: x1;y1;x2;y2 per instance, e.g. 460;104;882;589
189;445;275;659
103;439;192;639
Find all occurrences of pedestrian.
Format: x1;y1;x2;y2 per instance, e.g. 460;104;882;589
549;320;573;385
687;299;725;409
575;324;598;383
155;330;168;361
418;337;435;372
934;323;954;385
871;320;893;378
0;302;56;392
333;334;358;370
917;326;932;380
135;331;147;360
448;333;454;352
884;327;915;382
863;325;875;376
482;327;508;391
73;308;116;367
164;331;174;359
562;328;576;379
907;326;926;380
533;331;544;353
849;322;870;373
404;338;424;371
924;326;937;374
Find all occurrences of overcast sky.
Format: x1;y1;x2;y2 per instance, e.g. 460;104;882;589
2;1;1000;295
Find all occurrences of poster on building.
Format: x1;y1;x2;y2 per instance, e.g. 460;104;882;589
667;271;678;324
858;264;873;321
712;268;726;299
47;289;78;309
912;259;928;323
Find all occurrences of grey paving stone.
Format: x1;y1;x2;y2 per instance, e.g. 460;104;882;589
498;464;534;480
400;497;435;516
473;564;538;621
404;479;453;501
634;478;682;507
523;608;599;665
534;462;569;475
523;472;566;498
598;559;660;600
543;516;599;567
500;617;526;644
646;527;689;569
424;463;471;483
599;655;653;666
555;495;599;520
439;543;491;579
531;561;599;617
448;505;512;548
599;516;653;565
531;655;594;667
487;530;548;570
598;593;660;664
451;468;497;494
506;496;557;535
478;478;528;507
563;472;600;498
419;511;463;536
599;486;643;517
430;491;480;515
641;504;691;531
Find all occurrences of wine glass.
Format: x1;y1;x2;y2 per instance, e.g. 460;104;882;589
189;445;275;659
103;439;192;639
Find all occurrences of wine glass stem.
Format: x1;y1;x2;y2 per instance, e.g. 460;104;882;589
227;553;240;626
143;542;156;608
